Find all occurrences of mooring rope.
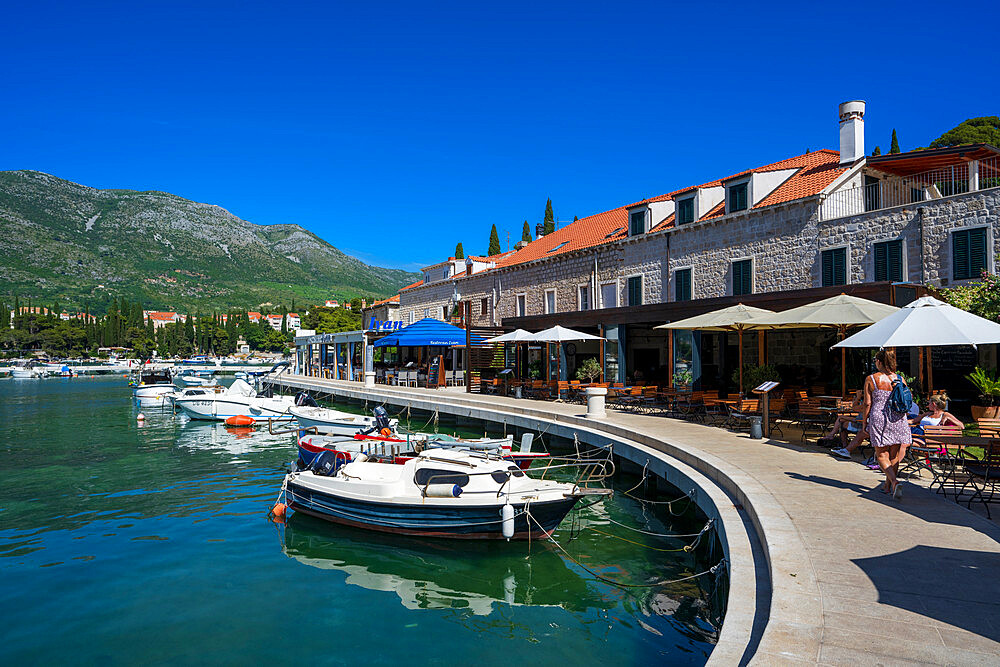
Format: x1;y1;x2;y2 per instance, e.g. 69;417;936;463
525;510;725;589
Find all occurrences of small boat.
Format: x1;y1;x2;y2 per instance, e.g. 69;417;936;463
282;447;611;540
173;379;297;420
134;369;175;399
289;402;399;437
175;369;218;387
57;365;78;377
11;361;44;379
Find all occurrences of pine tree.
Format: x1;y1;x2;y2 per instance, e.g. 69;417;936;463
455;242;465;259
573;215;578;222
521;221;532;243
543;198;555;235
871;146;882;156
890;129;900;154
488;224;501;256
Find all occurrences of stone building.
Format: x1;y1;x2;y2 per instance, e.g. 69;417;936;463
398;101;1000;387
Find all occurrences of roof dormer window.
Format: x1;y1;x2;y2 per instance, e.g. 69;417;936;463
677;197;695;225
727;181;749;213
547;241;570;253
629;210;646;236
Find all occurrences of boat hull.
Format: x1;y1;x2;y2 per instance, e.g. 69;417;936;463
134;385;175;398
285;478;580;540
175;396;295;420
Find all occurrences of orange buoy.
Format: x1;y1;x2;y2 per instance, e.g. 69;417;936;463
380;427;393;438
225;415;256;427
271;502;287;518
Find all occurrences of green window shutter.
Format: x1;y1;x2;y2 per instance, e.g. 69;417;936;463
970;228;987;279
678;198;694;224
874;242;888;282
887;240;903;282
822;248;846;287
733;260;752;295
675;270;691;301
627;276;642;306
821;251;833;287
953;230;970;280
629;211;645;236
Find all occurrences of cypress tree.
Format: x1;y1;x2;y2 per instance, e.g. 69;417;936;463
521;221;532;243
455;242;465;259
573;215;578;222
890;129;900;154
871;146;881;156
543;198;555;235
487;225;501;256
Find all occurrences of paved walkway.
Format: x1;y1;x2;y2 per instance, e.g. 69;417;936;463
276;377;1000;665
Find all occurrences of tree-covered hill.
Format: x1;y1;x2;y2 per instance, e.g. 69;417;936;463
0;170;418;312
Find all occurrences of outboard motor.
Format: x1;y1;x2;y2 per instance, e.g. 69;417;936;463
310;450;347;476
372;406;390;432
295;391;318;407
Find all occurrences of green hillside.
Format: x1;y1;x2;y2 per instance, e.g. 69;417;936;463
0;170;418;312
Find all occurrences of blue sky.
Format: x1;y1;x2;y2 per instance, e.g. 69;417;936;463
2;1;997;272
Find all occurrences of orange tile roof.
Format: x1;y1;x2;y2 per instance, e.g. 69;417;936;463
493;206;631;268
399;279;425;292
147;311;178;321
371;294;400;306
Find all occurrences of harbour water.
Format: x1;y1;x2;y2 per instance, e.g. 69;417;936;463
0;376;721;665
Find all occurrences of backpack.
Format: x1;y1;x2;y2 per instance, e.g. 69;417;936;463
887;375;912;415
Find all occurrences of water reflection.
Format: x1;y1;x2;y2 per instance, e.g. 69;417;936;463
282;513;604;615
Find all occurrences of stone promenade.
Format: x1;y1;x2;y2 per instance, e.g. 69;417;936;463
274;376;1000;666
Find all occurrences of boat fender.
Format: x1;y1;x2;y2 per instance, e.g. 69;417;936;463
424;484;463;498
501;503;514;540
225;415;256;427
354;453;368;463
271;502;286;518
380;427;393;438
137;413;146;422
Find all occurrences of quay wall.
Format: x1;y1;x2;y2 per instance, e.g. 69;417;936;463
270;375;810;666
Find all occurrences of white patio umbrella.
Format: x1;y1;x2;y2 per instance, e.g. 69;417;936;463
833;297;1000;348
529;326;604;383
656;304;774;394
833;296;1000;392
485;329;535;381
744;294;900;395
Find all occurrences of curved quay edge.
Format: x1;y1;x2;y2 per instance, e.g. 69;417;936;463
271;377;816;665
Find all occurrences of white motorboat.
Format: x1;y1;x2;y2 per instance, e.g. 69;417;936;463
134;369;175;399
173;379;297;420
11;361;44;379
289;404;399;436
283;447;612;539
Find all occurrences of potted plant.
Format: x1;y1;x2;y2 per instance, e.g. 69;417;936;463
673;368;693;389
575;357;602;384
966;366;1000;420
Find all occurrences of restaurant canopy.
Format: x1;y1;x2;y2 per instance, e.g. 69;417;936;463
374;318;483;348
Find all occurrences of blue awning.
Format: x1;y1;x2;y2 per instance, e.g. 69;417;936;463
373;318;486;348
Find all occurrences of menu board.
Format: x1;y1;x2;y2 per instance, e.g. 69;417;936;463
427;355;444;388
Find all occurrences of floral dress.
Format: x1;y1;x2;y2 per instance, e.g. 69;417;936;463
867;372;912;448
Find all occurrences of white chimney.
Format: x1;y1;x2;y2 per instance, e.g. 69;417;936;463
838;100;866;165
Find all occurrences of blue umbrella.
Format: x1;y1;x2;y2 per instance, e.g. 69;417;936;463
373;318;486;348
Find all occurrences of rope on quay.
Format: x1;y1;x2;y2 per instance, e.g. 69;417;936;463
525;510;726;589
599;517;715;541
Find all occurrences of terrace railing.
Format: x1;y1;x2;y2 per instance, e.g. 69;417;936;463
820;156;1000;221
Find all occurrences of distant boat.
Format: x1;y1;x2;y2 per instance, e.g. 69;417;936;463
174;369;218;387
11;361;44;379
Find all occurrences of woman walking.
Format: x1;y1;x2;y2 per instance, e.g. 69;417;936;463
862;349;911;499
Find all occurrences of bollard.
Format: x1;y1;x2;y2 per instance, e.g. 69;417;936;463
584;387;607;419
749;416;763;440
364;371;375;388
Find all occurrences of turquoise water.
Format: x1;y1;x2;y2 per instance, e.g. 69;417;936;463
0;377;721;665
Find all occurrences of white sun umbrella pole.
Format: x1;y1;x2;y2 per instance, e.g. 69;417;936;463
484;329;536;383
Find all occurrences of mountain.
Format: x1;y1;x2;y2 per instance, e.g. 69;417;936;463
0;170;419;311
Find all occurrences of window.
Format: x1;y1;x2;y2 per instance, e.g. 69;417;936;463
409;311;415;324
544;289;557;314
516;294;526;317
627;276;642;306
953;228;988;281
442;268;449;280
604;227;625;239
911;187;925;203
864;175;881;212
578;285;590;311
414;468;470;487
547;241;570;253
442;305;449;320
732;259;753;296
601;283;617;309
873;240;904;283
423;308;429;318
728;182;748;212
675;269;692;301
629;210;646;236
480;298;489;317
677;197;695;225
821;247;847;286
